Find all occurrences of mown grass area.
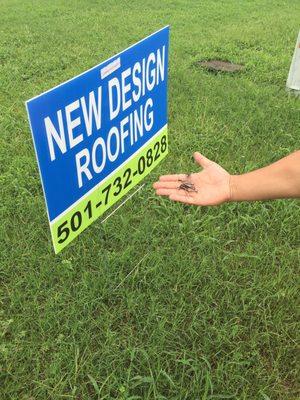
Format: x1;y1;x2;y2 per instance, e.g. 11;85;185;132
1;0;299;399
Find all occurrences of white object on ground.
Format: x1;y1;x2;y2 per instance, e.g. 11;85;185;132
101;184;145;223
287;31;300;92
113;253;148;291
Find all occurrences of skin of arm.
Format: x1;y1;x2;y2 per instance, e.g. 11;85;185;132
230;150;300;201
153;151;300;205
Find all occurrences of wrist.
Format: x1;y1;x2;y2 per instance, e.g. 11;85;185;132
229;172;264;202
229;174;240;202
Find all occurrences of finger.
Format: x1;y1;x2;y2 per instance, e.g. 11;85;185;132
155;188;179;196
169;194;197;205
156;188;197;197
159;174;189;182
153;181;180;189
193;152;213;168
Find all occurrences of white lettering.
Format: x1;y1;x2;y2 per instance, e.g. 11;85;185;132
108;77;121;120
92;137;106;173
144;98;154;131
121;67;132;111
107;126;120;162
75;148;92;188
120;116;129;153
146;52;156;91
80;86;102;136
157;46;165;83
66;100;83;149
132;62;142;102
44;110;66;161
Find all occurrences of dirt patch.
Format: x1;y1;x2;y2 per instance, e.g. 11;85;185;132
197;60;244;73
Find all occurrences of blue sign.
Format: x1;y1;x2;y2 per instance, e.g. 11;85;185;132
26;26;169;253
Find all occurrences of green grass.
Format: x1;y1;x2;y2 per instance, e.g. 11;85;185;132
1;0;300;399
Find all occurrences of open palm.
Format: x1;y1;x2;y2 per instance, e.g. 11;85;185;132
153;152;231;206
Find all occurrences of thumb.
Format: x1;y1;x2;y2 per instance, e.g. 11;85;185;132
193;152;213;168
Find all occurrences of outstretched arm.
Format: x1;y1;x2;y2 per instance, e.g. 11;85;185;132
153;151;300;205
230;150;300;201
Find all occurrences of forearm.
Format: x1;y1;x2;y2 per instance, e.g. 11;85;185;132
230;151;300;201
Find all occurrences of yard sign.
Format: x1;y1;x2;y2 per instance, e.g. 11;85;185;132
26;26;169;253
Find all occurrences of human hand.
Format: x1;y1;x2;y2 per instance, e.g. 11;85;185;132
153;152;231;205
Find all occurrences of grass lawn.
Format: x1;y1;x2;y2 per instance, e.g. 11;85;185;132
0;0;299;399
